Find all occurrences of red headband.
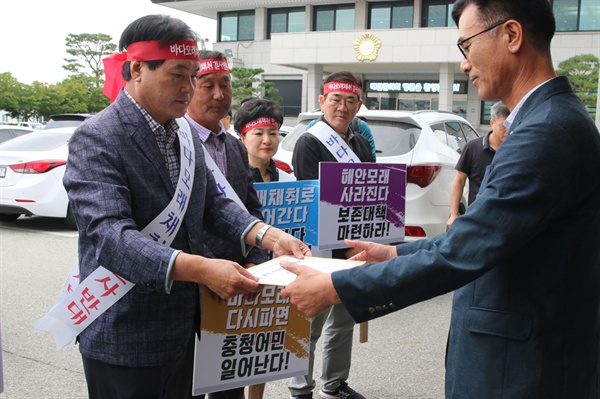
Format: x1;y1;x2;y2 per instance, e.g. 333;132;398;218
102;40;201;103
198;58;230;76
323;81;362;98
240;117;280;135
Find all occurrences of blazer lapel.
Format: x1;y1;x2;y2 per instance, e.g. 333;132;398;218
115;94;176;194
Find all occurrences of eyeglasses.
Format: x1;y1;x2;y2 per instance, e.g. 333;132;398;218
326;96;359;111
457;20;507;59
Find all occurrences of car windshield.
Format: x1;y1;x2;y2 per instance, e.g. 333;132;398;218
280;120;311;151
281;118;421;157
368;120;421;156
0;132;71;151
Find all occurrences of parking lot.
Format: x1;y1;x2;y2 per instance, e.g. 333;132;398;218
0;216;451;398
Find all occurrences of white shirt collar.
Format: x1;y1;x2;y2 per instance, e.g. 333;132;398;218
504;78;554;130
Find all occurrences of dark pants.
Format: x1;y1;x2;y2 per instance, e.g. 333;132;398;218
82;333;202;399
207;388;244;399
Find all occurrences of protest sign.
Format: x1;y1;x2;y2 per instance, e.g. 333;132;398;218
192;285;310;395
254;180;319;246
318;163;407;250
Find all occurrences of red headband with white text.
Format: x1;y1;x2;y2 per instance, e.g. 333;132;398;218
323;81;362;98
240;117;281;135
198;58;230;76
102;40;201;103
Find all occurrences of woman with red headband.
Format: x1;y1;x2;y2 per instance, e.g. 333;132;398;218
236;98;295;183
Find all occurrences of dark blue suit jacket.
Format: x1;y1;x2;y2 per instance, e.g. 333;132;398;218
63;91;259;367
332;77;600;398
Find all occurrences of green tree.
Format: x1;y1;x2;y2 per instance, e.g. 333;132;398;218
0;33;114;122
0;73;47;121
230;67;282;109
0;72;23;118
32;82;64;120
62;74;109;113
18;83;39;121
556;53;599;109
63;33;117;89
58;76;95;113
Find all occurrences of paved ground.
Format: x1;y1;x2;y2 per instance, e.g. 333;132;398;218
0;216;452;398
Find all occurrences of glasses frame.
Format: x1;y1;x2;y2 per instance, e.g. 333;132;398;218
457;20;508;59
326;95;360;111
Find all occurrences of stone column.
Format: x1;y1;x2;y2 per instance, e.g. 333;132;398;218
438;63;455;112
306;64;324;112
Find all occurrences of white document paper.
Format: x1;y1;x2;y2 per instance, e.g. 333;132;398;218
248;256;364;286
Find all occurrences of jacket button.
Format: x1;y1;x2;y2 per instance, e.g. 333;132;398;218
368;307;375;314
375;306;382;312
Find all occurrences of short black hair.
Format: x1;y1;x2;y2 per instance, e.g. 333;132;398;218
451;0;555;53
234;99;283;134
119;14;200;81
240;96;255;107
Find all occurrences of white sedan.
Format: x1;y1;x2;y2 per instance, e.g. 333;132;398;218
0;127;76;228
275;109;480;241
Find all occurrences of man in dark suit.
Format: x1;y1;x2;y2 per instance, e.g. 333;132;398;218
64;15;309;399
185;50;266;399
280;1;600;398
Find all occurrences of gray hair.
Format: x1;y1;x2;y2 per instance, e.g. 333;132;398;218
491;101;510;121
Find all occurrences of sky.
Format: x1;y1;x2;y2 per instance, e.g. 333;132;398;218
0;0;217;84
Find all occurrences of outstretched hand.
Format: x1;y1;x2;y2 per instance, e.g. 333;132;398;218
202;259;261;300
345;239;397;263
272;234;312;259
280;260;340;318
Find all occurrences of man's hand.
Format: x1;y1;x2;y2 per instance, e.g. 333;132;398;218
247;223;311;259
345;239;396;263
280;260;340;318
447;214;459;229
201;259;261;300
271;233;312;258
171;254;261;300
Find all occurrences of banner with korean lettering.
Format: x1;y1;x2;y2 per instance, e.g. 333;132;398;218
34;266;133;350
318;163;406;250
192;286;310;395
254;180;319;246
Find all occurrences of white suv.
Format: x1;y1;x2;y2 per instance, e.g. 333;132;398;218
18;122;44;130
275;109;480;241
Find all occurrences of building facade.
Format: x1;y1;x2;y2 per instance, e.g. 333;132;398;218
153;0;600;130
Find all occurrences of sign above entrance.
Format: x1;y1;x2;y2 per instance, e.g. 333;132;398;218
367;80;468;94
353;32;381;62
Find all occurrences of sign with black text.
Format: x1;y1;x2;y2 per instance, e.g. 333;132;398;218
318;163;406;250
254;180;319;246
192;286;310;395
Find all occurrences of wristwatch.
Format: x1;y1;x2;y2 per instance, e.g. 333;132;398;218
255;224;272;249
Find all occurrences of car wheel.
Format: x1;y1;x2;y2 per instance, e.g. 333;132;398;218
65;205;78;230
0;213;20;222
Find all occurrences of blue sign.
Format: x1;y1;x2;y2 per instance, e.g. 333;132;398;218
254;180;319;246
